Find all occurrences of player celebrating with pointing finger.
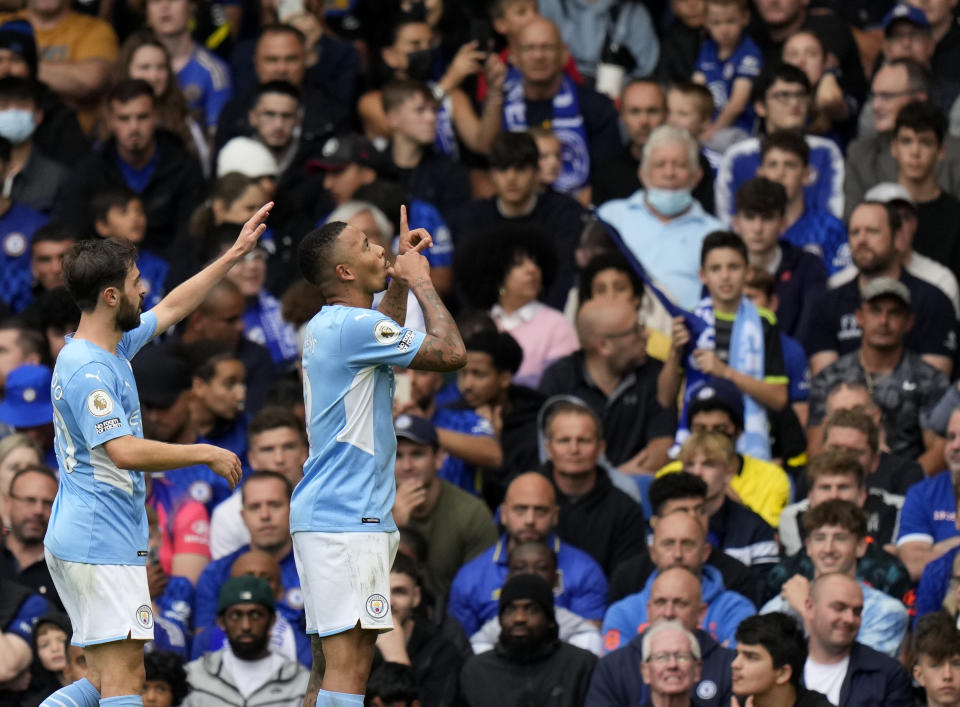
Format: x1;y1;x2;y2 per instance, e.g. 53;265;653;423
293;206;465;707
40;203;273;707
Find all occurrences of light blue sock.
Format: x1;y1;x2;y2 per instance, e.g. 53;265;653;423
316;688;364;707
100;695;143;707
40;678;101;707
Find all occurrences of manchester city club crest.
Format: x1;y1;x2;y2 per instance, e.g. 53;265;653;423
135;604;154;629
365;593;388;619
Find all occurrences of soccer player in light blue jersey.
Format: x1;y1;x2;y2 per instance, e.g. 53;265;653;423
40;202;272;707
294;207;465;707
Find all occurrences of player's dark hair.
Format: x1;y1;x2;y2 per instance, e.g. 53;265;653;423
914;612;960;664
0;75;38;104
801;498;867;539
577;251;643;307
649;472;708;517
62;237;138;312
760;129;810;165
298;221;348;289
390;551;420;583
248;405;305;444
463;330;523;375
9;464;57;495
700;231;748;266
144;651;189;706
241;470;292;503
894;100;946;145
381;78;433;114
109;78;156;106
254;80;302;105
735;613;806;688
489;131;539;171
736;177;787;217
365;662;420;706
752;62;811;103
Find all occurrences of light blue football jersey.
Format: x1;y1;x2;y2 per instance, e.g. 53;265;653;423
45;313;158;566
290;306;425;533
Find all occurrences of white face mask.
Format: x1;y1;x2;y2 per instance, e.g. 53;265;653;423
645;187;694;217
0;108;35;145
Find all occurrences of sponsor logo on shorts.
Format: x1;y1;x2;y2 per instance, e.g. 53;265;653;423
366;593;388;619
95;417;122;434
696;681;717;700
396;329;415;352
136;604;154;629
374;320;401;345
87;390;114;416
189;481;212;504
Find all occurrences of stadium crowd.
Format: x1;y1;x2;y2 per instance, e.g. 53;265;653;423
9;0;960;704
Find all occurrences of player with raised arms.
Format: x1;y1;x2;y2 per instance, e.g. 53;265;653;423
39;203;273;707
293;206;465;707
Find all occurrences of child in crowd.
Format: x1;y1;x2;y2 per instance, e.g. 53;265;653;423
693;0;762;140
667;81;728;171
91;186;169;311
528;126;562;193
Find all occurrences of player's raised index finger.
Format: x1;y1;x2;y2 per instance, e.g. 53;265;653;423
400;204;409;236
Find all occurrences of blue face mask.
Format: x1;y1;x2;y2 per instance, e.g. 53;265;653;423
645;187;694;217
0;109;35;145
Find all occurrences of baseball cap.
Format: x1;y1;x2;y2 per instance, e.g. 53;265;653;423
132;346;191;409
394;414;438;447
0;364;52;428
882;3;931;33
864;182;916;210
0;21;37;77
686;377;744;431
306;134;383;173
861;276;911;308
217;137;279;179
217;575;275;614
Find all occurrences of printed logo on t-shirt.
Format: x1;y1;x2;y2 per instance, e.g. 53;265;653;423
2;232;26;257
284;588;304;610
697;681;718;699
188;481;212;504
87;390;114;416
396;330;415;353
94;417;122;435
374;320;401;345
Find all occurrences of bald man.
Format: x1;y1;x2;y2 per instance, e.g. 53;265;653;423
540;298;677;473
602;512;755;651
503;17;620;195
188;549;311;666
448;472;609;637
802;572;911;706
588;566;736;707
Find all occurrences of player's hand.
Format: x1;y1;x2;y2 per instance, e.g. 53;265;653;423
230;202;273;259
147;560;168;599
205;445;243;490
386;245;432;289
781;574;810;614
395;205;433;256
393;479;428;527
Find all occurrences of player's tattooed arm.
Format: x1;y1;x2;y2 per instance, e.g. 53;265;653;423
376;278;408;326
408;276;466;372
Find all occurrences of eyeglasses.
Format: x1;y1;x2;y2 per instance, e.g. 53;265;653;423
767;90;809;104
9;494;54;511
646;651;696;664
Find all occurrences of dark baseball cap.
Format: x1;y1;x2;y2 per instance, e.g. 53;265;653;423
394;414;438;447
132;346;191;409
882;3;931;34
218;575;275;614
306;134;384;173
686;377;745;431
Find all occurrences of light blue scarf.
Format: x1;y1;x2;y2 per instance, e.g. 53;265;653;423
502;67;590;192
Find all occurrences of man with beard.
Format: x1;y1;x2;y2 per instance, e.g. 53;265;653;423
40;207;268;707
183;576;308;706
458;573;597;706
807;277;948;475
801;200;957;378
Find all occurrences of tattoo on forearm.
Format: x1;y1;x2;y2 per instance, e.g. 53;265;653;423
377;280;408;326
412;279;465;372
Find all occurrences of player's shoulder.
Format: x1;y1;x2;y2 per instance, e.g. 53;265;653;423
56;339;116;381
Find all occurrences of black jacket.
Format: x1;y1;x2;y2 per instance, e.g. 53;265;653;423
58;130;205;256
800;642;912;707
459;639;597;707
545;462;647;577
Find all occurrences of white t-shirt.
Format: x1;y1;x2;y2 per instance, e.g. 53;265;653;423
209;490;249;559
804;655;849;705
222;650;285;698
